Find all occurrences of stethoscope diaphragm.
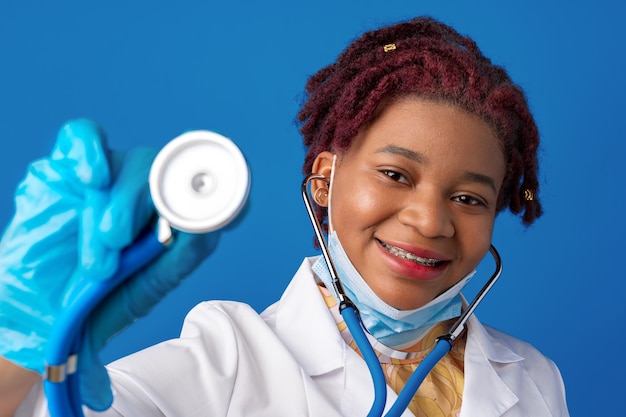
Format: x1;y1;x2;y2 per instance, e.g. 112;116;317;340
149;130;250;233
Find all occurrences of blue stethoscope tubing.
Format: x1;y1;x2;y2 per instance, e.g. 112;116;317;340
44;227;167;417
43;130;250;417
301;173;503;417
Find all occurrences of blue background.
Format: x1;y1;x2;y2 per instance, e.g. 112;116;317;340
1;1;624;415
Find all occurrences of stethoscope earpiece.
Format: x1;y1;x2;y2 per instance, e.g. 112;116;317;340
313;186;329;206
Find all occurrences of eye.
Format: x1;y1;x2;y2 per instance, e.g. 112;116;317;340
452;194;487;207
380;169;409;184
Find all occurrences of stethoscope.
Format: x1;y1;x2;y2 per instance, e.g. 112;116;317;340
42;141;501;417
301;173;503;417
44;130;251;417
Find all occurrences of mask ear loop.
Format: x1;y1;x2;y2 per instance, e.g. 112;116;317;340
327;154;337;232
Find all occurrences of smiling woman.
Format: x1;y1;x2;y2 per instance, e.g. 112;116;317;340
1;15;568;417
311;97;505;310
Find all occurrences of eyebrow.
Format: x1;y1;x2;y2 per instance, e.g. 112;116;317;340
376;144;497;193
376;145;427;164
462;172;497;193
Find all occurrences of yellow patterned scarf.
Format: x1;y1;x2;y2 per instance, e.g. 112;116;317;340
318;284;465;417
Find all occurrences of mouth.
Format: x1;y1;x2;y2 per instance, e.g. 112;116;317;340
377;239;447;267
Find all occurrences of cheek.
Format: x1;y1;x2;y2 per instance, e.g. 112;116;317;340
462;218;495;265
331;180;390;229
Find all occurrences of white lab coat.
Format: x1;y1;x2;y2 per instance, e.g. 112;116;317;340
18;257;569;417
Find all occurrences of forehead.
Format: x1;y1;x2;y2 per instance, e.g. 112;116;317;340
341;96;505;179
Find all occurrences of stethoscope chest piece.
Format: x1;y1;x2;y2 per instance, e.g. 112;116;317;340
149;130;250;233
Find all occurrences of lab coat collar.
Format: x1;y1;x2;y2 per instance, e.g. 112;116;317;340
273;261;524;375
461;295;556;417
461;309;521;417
274;259;554;417
461;295;524;364
272;257;347;377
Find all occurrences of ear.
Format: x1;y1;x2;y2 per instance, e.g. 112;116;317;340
310;151;334;207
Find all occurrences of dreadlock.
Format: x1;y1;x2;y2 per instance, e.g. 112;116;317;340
298;16;542;228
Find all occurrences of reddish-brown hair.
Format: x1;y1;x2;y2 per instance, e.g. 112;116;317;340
298;16;542;227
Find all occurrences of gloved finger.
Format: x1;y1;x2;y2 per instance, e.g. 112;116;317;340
5;118;110;241
80;148;158;280
50;119;112;189
50;119;117;279
77;328;113;411
88;231;220;349
96;147;159;250
78;189;119;280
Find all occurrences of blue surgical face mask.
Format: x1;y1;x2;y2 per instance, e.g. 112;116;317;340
312;231;474;350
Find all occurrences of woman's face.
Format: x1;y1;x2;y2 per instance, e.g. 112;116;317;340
312;96;506;310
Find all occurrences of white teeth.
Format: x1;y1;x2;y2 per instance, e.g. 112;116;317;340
380;241;442;267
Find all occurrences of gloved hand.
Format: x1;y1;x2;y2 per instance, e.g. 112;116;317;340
0;119;219;411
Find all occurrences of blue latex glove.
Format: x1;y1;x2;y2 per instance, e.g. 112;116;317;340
0;119;219;410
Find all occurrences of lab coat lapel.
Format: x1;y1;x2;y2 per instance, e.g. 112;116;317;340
272;257;346;376
461;313;519;417
462;313;553;417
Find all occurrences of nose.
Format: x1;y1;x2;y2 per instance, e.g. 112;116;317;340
397;190;455;238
